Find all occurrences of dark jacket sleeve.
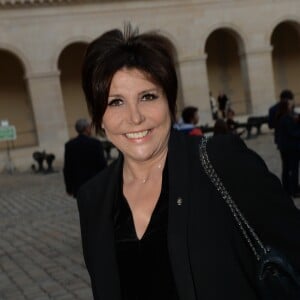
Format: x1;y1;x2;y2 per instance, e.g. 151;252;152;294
77;185;102;300
95;140;107;170
207;134;300;270
76;159;122;300
63;143;74;195
268;104;277;129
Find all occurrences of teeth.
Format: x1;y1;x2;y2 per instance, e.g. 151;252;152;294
126;130;149;139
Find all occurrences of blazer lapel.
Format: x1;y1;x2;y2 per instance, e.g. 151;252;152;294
168;131;197;300
168;132;231;299
87;156;123;300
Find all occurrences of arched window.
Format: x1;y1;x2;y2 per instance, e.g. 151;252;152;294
205;28;250;115
0;50;37;150
58;42;89;138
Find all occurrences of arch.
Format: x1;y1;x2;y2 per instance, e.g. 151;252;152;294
270;20;300;102
50;36;92;71
0;42;32;74
204;27;250;115
57;41;90;137
201;23;248;55
0;49;37;150
267;16;300;45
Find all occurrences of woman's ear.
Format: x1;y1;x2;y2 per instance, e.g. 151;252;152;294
100;123;106;137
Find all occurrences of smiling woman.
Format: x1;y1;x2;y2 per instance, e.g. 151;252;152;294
78;24;300;300
103;68;171;165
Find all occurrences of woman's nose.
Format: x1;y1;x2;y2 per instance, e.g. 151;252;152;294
128;104;145;124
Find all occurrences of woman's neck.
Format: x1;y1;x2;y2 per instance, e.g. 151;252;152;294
123;149;168;185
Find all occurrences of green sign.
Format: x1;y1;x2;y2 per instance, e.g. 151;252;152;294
0;126;16;142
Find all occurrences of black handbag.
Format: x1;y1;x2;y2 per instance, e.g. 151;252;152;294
199;137;300;300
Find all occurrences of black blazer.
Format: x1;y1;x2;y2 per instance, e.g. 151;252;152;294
77;130;300;300
63;134;107;197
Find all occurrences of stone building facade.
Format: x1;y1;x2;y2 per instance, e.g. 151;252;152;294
1;0;300;171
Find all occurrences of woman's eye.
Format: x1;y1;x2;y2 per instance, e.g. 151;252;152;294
141;93;158;101
108;98;123;106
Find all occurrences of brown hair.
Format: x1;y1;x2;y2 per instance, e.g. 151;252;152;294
82;24;178;133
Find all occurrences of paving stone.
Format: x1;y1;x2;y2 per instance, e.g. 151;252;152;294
0;171;91;300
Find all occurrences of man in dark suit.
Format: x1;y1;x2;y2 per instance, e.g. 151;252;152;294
268;89;295;146
63;118;107;198
268;90;300;195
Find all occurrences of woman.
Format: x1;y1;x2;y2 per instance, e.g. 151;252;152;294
275;97;300;197
78;25;300;299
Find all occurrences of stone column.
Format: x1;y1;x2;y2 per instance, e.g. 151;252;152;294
178;54;212;124
243;46;276;115
25;71;68;161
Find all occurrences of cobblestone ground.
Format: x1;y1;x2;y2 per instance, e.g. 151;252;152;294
0;130;299;300
0;173;93;300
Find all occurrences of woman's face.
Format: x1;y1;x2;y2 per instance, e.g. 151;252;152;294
102;68;171;163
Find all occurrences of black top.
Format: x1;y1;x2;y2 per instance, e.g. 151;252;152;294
114;165;179;300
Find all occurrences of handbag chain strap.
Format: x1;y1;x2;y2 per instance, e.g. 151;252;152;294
199;137;267;261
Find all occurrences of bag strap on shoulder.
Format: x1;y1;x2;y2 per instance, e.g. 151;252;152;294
199;137;267;261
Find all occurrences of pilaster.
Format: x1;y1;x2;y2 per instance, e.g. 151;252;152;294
25;71;68;159
178;54;212;124
243;46;276;115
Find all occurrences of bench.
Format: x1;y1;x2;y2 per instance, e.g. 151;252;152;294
199;115;269;138
243;115;269;138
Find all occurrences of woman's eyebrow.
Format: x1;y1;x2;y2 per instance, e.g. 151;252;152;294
108;88;159;98
108;93;123;98
138;88;159;96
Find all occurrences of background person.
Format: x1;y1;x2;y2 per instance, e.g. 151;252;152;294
275;98;300;197
225;108;245;136
174;106;203;136
217;92;229;118
213;118;229;136
226;108;238;133
63;118;107;198
268;89;296;147
209;91;219;120
78;25;300;300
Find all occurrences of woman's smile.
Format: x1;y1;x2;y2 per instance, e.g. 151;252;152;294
125;129;151;140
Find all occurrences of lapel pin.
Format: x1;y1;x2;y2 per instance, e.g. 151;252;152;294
176;197;183;206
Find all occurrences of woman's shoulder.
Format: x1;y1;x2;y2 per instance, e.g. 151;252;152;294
77;158;121;209
205;134;270;178
207;134;247;157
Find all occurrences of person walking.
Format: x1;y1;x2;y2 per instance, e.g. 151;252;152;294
275;98;300;197
63;118;107;198
217;92;229;118
209;91;219;120
268;89;295;146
